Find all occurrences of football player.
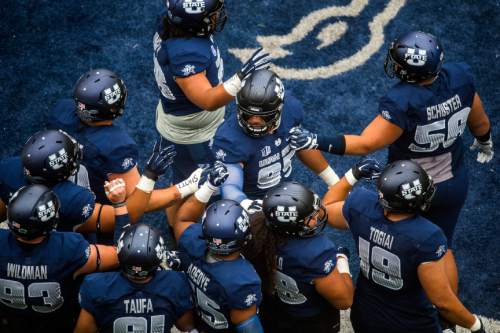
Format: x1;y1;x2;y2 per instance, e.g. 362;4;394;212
212;69;339;211
154;0;271;224
74;223;195;333
252;181;354;333
0;130;180;237
172;161;264;333
322;159;486;333
0;184;119;332
289;31;493;295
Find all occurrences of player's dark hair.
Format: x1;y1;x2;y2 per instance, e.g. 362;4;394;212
159;16;197;40
243;214;287;295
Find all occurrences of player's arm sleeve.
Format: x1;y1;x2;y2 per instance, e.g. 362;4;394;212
61;189;96;231
303;243;338;281
169;49;210;78
228;273;262;310
455;62;476;93
78;276;97;316
378;95;408;131
221;163;247;203
65;233;92;273
104;144;139;174
341;187;365;228
177;224;206;260
414;230;448;265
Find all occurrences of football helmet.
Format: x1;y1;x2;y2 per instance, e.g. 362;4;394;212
117;223;166;280
263;181;327;238
384;31;444;83
236;69;285;138
74;69;128;122
377;160;436;214
22;129;82;185
7;184;60;240
166;0;227;36
202;199;251;255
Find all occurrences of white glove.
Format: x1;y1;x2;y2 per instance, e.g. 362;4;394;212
470;138;493;163
240;199;263;214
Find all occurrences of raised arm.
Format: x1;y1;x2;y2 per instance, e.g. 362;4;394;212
468;93;493;163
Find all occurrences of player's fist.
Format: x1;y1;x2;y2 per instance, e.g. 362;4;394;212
470;138;493;164
352;158;381;181
288;126;318;151
104;178;127;204
145;138;176;180
238;48;272;80
207;161;229;188
165;251;182;271
336;246;350;260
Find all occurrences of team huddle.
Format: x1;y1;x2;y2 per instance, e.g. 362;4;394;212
0;0;495;332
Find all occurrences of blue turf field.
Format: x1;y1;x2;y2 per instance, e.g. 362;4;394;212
1;0;499;323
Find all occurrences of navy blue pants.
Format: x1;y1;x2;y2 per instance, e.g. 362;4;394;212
422;164;469;248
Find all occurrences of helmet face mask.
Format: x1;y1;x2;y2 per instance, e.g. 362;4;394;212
202;200;251;256
236;70;285;138
7;185;60;240
74;69;128;122
22;130;82;185
384;31;444;83
264;182;327;238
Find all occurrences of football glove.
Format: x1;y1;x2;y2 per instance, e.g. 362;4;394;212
164;250;182;271
207;161;229;189
288;126;318;151
352;158;382;181
470;138;493;163
470;315;486;333
238;48;272;80
144;138;176;180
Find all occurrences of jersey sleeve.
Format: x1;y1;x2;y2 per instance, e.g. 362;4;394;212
453;62;476;93
170;272;195;317
342;187;366;227
64;232;91;273
414;229;448;265
168;43;211;78
212;127;250;164
227;268;262;310
103;144;139;174
178;223;206;259
378;94;408;131
78;275;98;316
57;185;95;230
301;241;337;282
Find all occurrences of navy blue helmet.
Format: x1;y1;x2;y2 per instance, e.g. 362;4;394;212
117;223;166;280
377;160;436;214
236;69;285;138
202;199;251;255
384;31;444;83
166;0;227;36
263;181;327;238
7;184;60;240
74;68;128;122
22;129;82;185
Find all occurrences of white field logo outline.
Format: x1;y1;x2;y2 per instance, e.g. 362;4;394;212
229;0;407;80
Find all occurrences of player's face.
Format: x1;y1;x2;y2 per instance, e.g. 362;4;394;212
305;206;327;228
246;115;266;127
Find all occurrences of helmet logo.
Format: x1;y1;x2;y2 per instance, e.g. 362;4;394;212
48;149;68;170
404;48;427;66
275;205;298;222
103;83;122;105
37;201;56;222
401;180;422;199
183;0;205;14
274;78;285;100
236;214;249;233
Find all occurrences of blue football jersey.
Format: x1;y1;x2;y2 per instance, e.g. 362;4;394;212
273;234;337;317
0;157;95;231
47;98;139;204
153;17;224;116
0;230;90;329
79;270;193;333
342;186;448;332
212;92;304;199
178;224;262;333
379;62;476;170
